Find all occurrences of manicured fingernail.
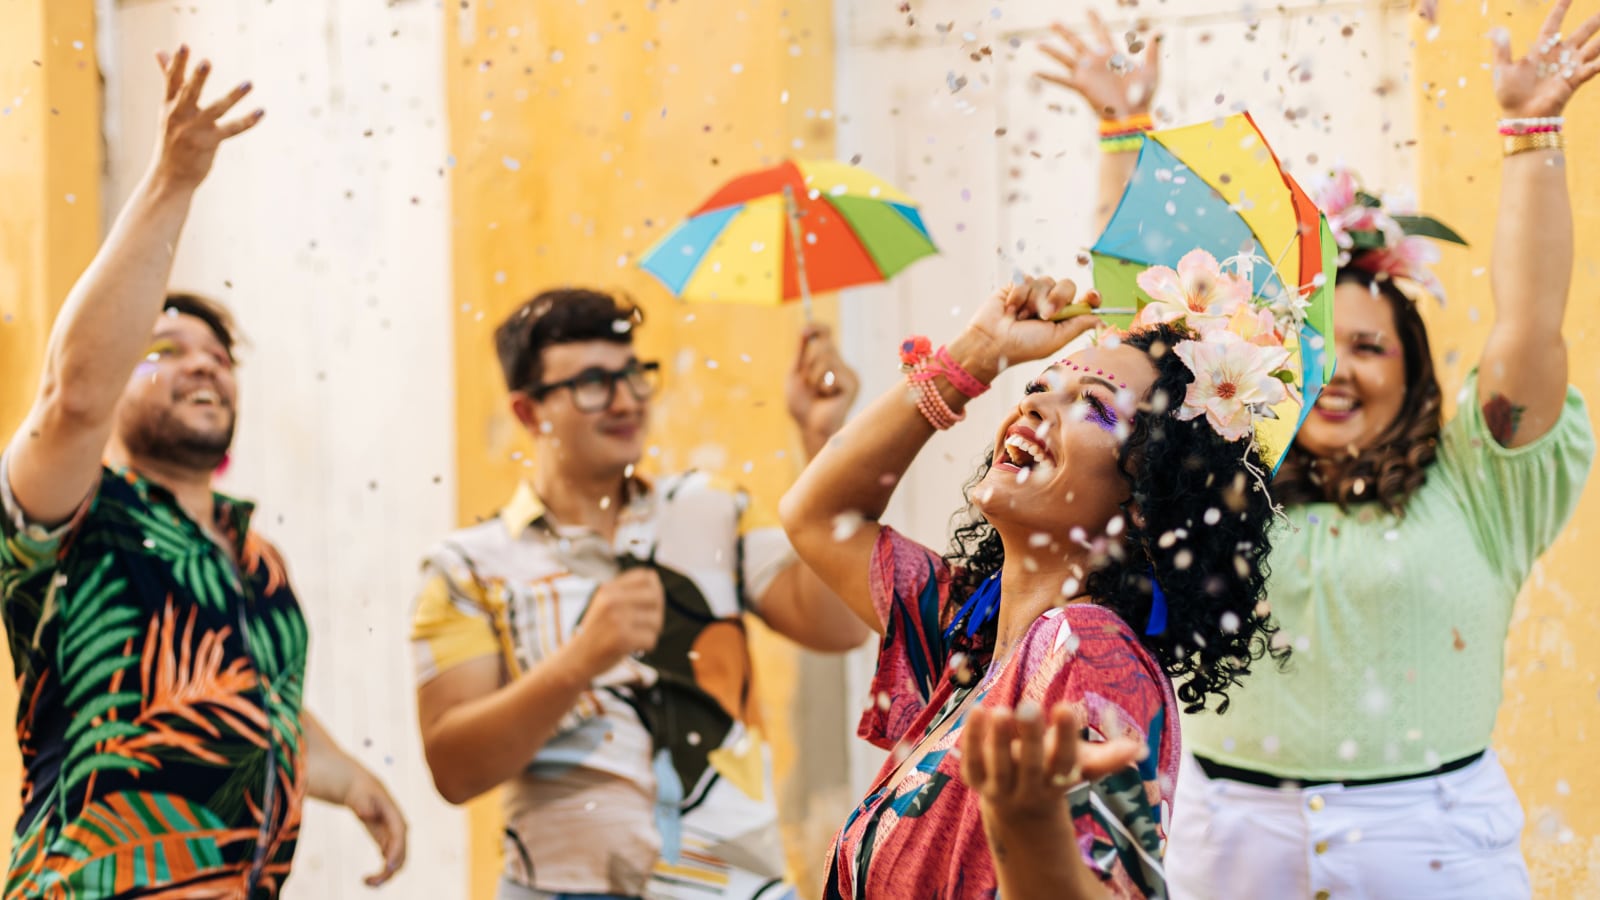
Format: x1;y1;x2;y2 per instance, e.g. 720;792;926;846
198;61;210;73
239;81;252;91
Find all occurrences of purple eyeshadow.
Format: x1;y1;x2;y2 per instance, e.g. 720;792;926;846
1087;400;1118;432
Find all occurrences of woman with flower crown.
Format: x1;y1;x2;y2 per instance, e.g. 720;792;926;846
1041;5;1597;897
779;269;1295;898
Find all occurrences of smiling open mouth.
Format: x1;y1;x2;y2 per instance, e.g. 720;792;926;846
183;389;222;407
1315;393;1358;416
1002;433;1048;469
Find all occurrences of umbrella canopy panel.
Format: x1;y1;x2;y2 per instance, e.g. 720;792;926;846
639;159;937;305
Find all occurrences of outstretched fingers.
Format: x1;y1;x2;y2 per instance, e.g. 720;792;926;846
1087;10;1116;52
1567;10;1600;54
200;80;254;123
1535;0;1576;53
218;108;267;140
1011;703;1048;805
159;45;190;102
175;56;213;112
1142;32;1163;81
1576;56;1600;86
1038;42;1078;74
982;709;1019;797
1490;27;1515;68
1051;21;1092;57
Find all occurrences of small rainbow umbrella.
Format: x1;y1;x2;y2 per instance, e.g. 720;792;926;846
1090;112;1336;473
638;159;937;318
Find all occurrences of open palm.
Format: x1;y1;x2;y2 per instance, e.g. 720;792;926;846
1493;0;1600;117
152;46;264;188
1037;11;1160;121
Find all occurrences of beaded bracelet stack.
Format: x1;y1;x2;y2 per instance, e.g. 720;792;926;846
1099;113;1154;154
899;336;989;431
1500;116;1565;156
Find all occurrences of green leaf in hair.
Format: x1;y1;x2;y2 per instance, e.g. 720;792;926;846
1391;214;1468;246
1347;230;1387;250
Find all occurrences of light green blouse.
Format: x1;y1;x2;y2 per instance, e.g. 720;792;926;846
1183;372;1595;780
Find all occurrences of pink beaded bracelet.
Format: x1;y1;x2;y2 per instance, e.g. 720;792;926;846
909;363;964;430
1498;116;1564;136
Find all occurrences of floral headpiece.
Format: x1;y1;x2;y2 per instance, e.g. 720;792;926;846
1310;166;1467;299
1129;249;1301;445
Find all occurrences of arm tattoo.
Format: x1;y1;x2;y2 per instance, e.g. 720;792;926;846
1483;393;1527;446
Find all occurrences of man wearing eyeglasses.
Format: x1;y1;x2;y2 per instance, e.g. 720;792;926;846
410;288;869;899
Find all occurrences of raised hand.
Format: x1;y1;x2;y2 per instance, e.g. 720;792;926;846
961;277;1102;374
1037;11;1160;121
786;323;862;453
959;703;1142;822
150;46;264;189
1492;0;1600;118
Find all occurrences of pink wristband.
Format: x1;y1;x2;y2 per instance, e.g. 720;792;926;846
929;346;989;399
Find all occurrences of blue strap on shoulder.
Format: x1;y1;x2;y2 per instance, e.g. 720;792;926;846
944;570;1003;640
1145;569;1169;636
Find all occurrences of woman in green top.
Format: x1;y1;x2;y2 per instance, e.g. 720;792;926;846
1040;5;1598;897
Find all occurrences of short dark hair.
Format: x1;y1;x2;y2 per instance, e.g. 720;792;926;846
493;288;643;393
163;292;242;361
1272;267;1443;514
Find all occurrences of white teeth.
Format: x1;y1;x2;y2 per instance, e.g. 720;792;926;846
1003;434;1046;467
187;389;220;405
1317;394;1356;412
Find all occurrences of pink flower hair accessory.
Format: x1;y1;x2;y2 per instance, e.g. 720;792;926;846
1126;249;1301;446
1309;165;1467;300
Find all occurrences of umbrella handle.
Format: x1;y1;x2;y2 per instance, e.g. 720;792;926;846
1047;304;1138;322
783;184;814;321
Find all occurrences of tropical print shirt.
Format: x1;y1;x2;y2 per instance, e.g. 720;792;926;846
1;457;309;899
827;527;1179;900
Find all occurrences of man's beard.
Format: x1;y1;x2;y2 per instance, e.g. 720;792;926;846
122;404;235;472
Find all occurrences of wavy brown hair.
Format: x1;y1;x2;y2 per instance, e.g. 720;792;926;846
1272;267;1443;514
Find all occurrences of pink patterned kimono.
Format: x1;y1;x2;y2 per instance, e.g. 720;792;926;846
826;528;1180;899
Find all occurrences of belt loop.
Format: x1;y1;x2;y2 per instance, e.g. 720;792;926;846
1436;774;1459;810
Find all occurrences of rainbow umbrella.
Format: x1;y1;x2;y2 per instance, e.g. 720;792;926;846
1090;112;1336;473
638;159;937;317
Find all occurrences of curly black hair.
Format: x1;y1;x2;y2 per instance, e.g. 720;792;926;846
942;323;1288;713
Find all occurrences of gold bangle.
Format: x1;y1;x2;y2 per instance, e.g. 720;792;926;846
1503;131;1565;156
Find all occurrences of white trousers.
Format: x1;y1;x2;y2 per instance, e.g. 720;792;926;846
1165;750;1530;900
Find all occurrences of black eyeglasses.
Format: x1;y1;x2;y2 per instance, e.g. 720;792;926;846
529;360;662;413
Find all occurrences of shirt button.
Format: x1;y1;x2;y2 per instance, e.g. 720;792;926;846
1315;892;1331;900
1308;794;1325;812
1314;840;1330;854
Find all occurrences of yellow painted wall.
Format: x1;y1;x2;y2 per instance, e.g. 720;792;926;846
0;0;103;868
443;3;839;897
1414;2;1600;893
